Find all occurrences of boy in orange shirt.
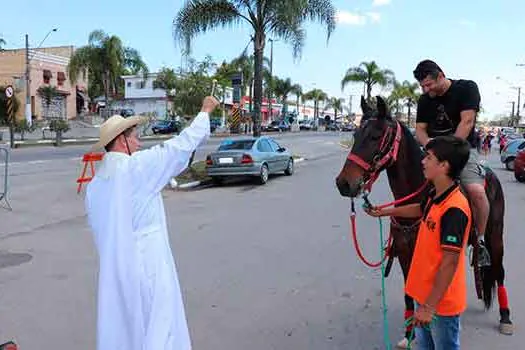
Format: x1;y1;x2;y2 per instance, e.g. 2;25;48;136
366;135;472;349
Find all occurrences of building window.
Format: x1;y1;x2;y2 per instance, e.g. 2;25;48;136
57;72;66;86
127;82;131;87
135;81;146;89
43;70;52;84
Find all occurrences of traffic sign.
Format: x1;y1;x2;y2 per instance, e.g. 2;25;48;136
5;86;14;99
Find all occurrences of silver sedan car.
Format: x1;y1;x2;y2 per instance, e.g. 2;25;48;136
205;136;294;185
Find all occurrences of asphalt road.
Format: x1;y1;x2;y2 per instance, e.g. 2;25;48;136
0;142;523;349
5;131;348;164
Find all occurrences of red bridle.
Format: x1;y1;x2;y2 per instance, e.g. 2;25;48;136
347;120;403;191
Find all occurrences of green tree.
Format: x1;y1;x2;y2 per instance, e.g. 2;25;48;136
174;0;337;137
272;77;297;116
341;61;394;100
324;97;345;122
304;88;328;128
68;30;148;118
37;86;60;119
291;84;303;116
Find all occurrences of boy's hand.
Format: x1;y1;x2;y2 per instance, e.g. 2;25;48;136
364;206;383;217
413;304;435;327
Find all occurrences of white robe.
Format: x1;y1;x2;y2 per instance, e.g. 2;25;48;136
85;112;210;350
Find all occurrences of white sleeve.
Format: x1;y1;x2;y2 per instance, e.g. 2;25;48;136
131;112;210;194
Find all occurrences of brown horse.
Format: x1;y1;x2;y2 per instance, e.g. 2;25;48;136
335;96;513;347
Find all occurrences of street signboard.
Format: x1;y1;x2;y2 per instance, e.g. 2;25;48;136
5;86;14;99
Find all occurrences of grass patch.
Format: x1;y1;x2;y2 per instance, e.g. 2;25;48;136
175;160;211;185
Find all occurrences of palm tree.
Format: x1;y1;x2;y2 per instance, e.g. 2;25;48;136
173;0;336;136
272;77;297;117
68;30;148;118
324;97;345;123
341;61;394;100
387;80;404;116
304;88;328;128
37;86;60;119
0;37;6;51
291;84;303;118
400;81;419;126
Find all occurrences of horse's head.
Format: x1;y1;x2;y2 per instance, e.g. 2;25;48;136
336;95;401;197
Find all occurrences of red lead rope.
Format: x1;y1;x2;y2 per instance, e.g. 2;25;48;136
349;180;429;268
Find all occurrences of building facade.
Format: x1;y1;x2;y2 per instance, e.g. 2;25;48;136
0;45;88;121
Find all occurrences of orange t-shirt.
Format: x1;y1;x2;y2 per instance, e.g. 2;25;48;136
405;183;472;316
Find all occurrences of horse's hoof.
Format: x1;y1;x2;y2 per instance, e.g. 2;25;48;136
396;337;410;349
499;322;514;335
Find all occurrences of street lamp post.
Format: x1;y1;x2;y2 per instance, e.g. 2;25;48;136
25;28;58;126
268;38;275;123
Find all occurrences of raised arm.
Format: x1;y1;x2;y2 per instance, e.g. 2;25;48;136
132;96;220;194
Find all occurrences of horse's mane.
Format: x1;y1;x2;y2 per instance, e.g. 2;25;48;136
396;119;424;166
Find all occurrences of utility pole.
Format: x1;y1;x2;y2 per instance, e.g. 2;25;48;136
25;34;32;126
516;87;521;127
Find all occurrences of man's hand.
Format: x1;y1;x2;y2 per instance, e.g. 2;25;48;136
201;96;220;114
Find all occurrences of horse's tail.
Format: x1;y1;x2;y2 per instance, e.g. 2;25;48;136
481;168;505;310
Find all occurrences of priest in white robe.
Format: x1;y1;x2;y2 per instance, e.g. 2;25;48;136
85;96;220;350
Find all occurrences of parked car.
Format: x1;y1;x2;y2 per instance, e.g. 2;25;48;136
151;120;181;134
500;138;525;170
119;108;135;118
299;120;314;130
515;149;525;182
264;120;290;132
205;136;294;185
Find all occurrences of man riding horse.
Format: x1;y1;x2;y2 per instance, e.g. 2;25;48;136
412;60;490;267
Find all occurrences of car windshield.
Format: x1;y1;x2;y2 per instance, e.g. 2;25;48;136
218;140;255;151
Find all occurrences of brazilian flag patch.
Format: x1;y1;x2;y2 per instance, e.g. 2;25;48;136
445;235;458;244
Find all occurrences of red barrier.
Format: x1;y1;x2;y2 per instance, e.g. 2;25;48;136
77;152;104;194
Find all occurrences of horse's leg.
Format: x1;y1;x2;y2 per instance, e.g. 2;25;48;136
490;228;513;335
395;233;415;349
484;176;513;335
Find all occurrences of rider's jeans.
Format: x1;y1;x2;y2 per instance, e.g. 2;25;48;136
414;303;461;350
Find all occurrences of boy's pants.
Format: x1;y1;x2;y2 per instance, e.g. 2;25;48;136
414;304;461;350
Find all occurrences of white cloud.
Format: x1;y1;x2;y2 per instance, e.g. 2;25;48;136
336;11;367;25
458;19;476;28
367;12;381;23
372;0;391;7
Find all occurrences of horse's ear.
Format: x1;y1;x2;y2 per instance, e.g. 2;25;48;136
376;96;388;119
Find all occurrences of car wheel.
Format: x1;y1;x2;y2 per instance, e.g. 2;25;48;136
506;158;515;171
259;164;269;185
284;158;294;176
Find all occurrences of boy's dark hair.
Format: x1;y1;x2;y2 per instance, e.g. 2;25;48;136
425;136;470;179
413;60;444;82
104;127;135;152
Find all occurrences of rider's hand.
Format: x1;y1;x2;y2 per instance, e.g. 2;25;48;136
201;96;220;114
364;206;383;217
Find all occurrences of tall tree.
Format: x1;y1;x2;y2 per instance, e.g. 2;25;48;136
341;61;394;100
400;80;419;127
304;88;328;128
173;0;337;136
324;97;345;122
0;37;6;50
272;77;296;116
68;30;148;118
291;84;303;116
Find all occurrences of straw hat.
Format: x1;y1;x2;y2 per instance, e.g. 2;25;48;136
91;115;146;151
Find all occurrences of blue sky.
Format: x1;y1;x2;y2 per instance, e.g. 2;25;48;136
3;0;525;119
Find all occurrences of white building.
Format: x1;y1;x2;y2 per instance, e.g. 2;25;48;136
119;73;235;118
120;73;167;117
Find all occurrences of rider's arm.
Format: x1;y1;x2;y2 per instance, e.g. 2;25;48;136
415;97;431;147
424;207;468;309
454;80;480;140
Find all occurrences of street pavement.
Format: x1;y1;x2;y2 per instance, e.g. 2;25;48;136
0;140;523;349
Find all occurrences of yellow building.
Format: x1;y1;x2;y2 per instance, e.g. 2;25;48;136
0;45;88;121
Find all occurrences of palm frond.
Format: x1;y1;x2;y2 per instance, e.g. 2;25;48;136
302;0;336;41
173;0;246;54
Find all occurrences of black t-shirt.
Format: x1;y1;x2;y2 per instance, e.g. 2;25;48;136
416;79;480;147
